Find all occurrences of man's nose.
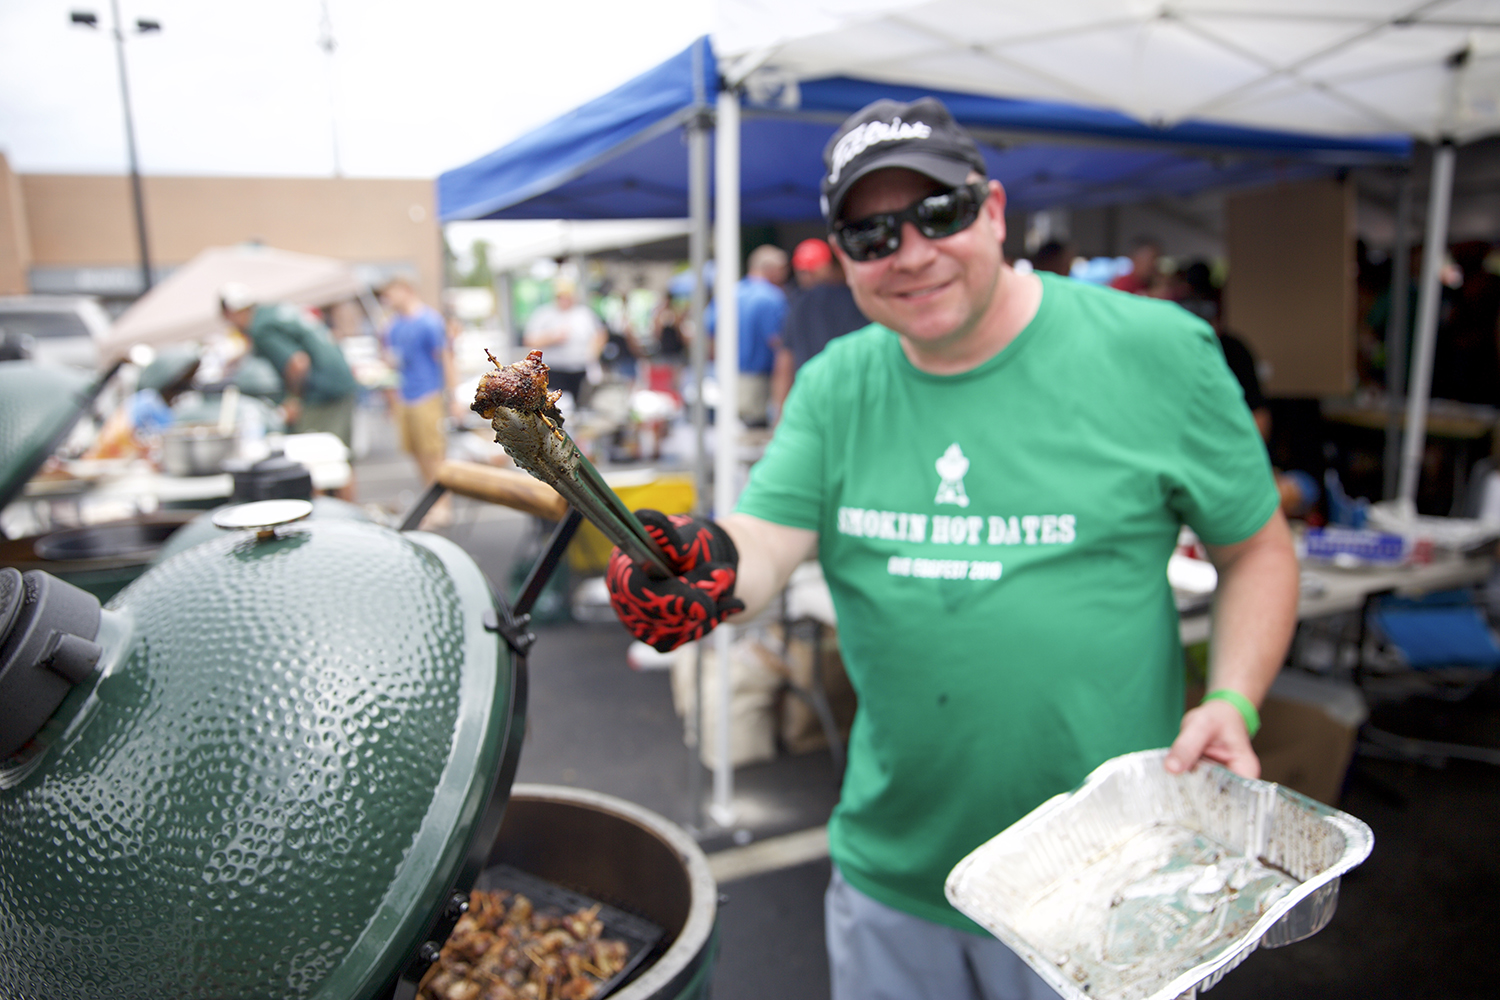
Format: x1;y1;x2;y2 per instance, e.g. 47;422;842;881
891;221;939;268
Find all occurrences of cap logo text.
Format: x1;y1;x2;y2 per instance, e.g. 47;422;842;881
829;117;933;184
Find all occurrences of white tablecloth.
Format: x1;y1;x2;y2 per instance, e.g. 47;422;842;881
13;433;351;534
1178;554;1495;646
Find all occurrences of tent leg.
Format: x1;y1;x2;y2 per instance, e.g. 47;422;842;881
688;134;711;515
685;86;711;834
494;272;514;348
710;86;741;830
1397;141;1457;510
1382;170;1413;501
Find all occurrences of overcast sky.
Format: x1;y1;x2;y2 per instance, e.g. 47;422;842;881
0;0;712;179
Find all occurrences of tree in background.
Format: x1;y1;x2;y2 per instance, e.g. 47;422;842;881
442;234;462;288
462;240;494;288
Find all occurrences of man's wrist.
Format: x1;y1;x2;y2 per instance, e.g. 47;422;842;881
1202;689;1261;739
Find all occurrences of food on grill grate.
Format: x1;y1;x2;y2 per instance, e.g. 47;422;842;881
472;350;564;425
419;889;632;1000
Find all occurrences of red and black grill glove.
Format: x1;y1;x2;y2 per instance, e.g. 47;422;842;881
607;510;745;653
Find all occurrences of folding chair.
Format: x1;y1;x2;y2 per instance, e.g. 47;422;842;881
1357;586;1500;766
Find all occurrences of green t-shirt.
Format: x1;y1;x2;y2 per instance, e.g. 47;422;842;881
246;304;358;404
735;273;1279;931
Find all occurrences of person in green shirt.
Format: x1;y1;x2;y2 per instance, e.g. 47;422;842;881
605;98;1299;1000
220;283;360;500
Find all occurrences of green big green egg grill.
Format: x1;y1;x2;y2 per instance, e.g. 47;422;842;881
0;367;718;1000
0;360;195;602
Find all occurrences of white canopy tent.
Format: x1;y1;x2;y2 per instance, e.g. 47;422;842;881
442;4;1500;824
716;0;1500;141
445;219;694;276
714;0;1500;511
689;0;1500;821
101;244;370;362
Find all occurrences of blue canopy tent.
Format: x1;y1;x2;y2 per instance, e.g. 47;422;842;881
439;37;1408;224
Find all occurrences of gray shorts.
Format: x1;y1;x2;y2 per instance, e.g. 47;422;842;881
737;372;770;426
826;865;1060;1000
292;394;355;449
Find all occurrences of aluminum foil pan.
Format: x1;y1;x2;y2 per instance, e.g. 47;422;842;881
946;749;1373;1000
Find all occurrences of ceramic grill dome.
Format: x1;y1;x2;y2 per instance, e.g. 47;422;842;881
0;362;97;511
0;517;521;999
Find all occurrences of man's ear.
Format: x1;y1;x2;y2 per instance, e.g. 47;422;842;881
985;179;1008;244
986;179;1008;217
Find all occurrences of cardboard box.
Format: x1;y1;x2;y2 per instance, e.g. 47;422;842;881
773;623;856;755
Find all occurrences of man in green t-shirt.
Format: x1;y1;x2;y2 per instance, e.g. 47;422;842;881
605;98;1298;1000
220;283;360;499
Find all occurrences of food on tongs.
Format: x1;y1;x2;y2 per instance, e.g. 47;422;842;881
472;350;564;425
467;349;674;579
418;889;633;1000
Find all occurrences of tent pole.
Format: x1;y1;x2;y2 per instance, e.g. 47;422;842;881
685;38;711;835
688;45;712;523
1381;170;1414;500
1397;140;1457;510
493;272;514;347
710;85;741;829
357;287;386;348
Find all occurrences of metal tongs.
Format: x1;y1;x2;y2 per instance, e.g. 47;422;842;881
483;401;675;579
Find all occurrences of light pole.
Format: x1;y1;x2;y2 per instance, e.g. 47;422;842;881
71;2;160;295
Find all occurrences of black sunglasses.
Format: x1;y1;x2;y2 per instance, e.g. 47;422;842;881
831;182;990;262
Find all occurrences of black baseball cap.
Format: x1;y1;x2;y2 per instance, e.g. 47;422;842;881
820;97;987;222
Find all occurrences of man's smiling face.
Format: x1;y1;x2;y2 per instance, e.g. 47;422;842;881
832;168;1008;361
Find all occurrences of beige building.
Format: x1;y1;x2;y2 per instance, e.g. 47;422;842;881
0;153;441;312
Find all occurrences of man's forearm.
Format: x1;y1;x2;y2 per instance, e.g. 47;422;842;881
719;512;818;621
523;328;565;348
1166;510;1299;777
1204;510;1299;707
283;351;311;398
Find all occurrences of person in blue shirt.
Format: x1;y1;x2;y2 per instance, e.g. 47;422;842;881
378;276;455;524
706;244;789;427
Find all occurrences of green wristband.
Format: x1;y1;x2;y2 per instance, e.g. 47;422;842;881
1202;689;1261;739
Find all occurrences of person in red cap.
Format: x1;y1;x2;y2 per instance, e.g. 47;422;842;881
793;235;834;273
771;238;870;415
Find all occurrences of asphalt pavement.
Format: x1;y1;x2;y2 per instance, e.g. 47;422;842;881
356;412;1499;1000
